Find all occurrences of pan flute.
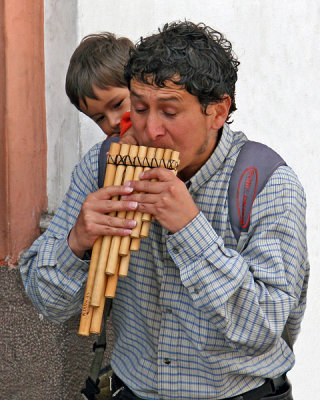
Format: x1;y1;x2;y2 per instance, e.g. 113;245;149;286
78;143;180;336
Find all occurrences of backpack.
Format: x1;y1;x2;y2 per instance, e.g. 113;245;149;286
81;137;288;399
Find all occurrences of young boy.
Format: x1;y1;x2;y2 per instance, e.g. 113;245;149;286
65;32;134;139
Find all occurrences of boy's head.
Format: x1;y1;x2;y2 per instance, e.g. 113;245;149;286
66;33;134;136
125;21;239;122
66;32;134;110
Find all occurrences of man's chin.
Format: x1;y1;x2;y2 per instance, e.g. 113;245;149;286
119;136;138;145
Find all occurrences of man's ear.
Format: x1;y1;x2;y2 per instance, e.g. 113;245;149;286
206;95;231;130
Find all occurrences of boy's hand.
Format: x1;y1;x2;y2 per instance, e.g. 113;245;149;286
68;185;138;258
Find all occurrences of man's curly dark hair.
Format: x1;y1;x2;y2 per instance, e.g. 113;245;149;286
124;21;240;122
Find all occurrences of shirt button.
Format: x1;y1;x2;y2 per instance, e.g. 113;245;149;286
173;247;179;254
166;308;172;314
164;358;171;365
194;288;200;294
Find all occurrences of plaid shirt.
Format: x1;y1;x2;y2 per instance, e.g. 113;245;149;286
20;124;309;399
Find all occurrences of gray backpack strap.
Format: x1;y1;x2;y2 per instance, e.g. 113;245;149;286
228;140;286;244
98;136;120;188
228;141;292;349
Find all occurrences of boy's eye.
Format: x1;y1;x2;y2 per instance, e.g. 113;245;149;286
114;100;123;109
95;115;105;123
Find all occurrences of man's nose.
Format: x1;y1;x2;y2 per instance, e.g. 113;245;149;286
145;113;165;140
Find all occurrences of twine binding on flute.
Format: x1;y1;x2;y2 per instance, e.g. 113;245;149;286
107;154;179;171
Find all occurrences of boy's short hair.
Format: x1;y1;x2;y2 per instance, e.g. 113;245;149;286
66;32;134;110
125;21;239;121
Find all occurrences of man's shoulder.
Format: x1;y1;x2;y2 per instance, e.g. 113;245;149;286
78;141;102;169
71;142;102;189
266;164;306;195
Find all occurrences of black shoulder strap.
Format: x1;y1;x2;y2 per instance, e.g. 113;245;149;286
81;298;113;400
228;140;286;243
98;136;120;188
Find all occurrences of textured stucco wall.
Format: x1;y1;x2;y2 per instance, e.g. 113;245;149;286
0;266;114;400
39;1;320;399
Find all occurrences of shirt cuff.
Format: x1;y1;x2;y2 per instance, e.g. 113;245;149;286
35;232;89;278
166;211;219;264
55;235;90;273
166;212;246;310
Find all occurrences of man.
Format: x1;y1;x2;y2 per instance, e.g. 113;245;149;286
20;21;309;399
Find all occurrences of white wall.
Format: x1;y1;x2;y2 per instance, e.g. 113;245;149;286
45;1;320;398
44;0;80;211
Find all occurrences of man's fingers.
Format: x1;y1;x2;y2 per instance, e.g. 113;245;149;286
94;210;138;228
97;215;137;237
123;180;165;195
82;196;138;215
123;169;176;194
82;206;138;237
95;184;134;199
139;167;175;182
104;185;135;196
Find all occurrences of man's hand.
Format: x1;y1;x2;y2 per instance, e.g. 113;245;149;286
68;185;138;258
123;168;199;233
119;127;137;145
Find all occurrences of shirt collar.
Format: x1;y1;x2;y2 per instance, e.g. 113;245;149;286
187;123;246;191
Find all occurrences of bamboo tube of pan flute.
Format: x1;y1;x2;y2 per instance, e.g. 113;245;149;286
78;142;120;335
90;143;128;307
118;145;147;257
